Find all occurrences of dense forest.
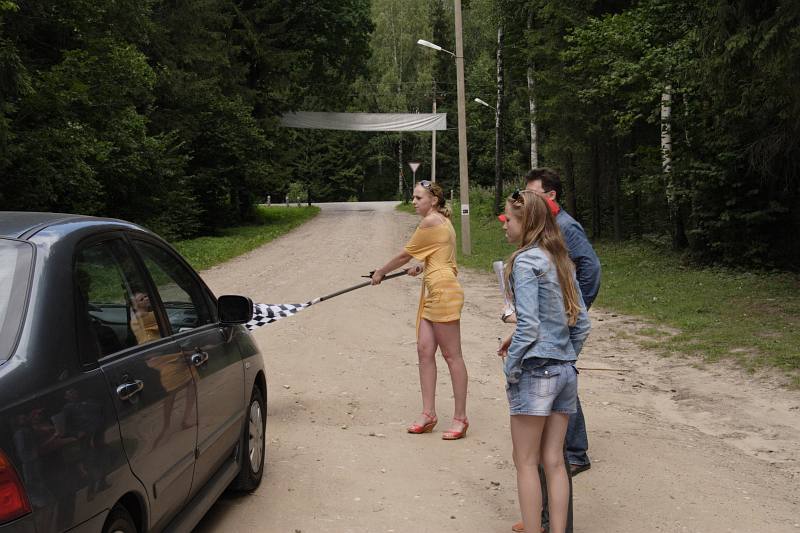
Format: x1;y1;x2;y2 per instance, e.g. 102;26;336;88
2;0;798;268
0;0;374;237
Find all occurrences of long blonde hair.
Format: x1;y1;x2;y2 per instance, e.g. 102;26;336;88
504;190;582;325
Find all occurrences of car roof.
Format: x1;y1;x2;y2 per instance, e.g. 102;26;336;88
0;211;136;239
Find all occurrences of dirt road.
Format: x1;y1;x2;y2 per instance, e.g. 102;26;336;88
194;201;799;533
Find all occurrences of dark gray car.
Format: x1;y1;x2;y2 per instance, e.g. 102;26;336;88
0;212;267;533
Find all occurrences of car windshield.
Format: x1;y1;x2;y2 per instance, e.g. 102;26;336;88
0;239;34;363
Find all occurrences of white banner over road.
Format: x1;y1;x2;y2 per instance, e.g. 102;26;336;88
281;112;447;132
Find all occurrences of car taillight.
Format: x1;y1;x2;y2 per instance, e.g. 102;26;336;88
0;449;31;523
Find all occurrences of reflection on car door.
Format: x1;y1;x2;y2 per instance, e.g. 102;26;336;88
75;238;197;529
131;239;245;495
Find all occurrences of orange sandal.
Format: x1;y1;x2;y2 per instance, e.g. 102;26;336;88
511;522;545;532
441;416;469;440
407;411;437;434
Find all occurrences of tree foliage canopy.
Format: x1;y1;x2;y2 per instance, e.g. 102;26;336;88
0;0;373;238
2;0;798;267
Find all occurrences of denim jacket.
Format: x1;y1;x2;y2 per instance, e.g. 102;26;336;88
504;246;591;384
557;210;601;309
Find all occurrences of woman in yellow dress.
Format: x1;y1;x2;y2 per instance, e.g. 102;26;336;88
130;291;161;344
371;180;468;439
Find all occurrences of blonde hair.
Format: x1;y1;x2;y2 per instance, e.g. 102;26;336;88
503;191;582;325
420;181;452;218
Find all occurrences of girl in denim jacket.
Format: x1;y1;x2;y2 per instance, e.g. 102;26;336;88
498;190;591;533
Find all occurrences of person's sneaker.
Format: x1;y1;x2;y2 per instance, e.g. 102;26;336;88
570;463;591;477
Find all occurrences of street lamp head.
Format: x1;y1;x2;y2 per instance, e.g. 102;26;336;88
416;39;442;52
473;97;496;110
416;38;455;57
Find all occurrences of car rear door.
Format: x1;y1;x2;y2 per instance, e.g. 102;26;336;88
75;237;197;528
129;238;245;496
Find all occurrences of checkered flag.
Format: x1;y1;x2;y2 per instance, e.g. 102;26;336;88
246;303;310;331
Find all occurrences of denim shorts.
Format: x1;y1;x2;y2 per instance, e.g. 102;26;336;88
506;361;578;416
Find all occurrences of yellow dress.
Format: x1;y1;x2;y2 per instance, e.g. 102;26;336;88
131;311;160;345
404;218;464;334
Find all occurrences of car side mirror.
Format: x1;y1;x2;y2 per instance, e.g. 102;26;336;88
218;295;253;325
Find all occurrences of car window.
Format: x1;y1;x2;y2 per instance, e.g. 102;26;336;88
75;240;163;358
0;239;34;363
131;240;213;334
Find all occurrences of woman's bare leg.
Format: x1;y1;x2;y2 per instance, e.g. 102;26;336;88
540;413;570;533
511;414;546;533
432;320;468;423
413;318;439;425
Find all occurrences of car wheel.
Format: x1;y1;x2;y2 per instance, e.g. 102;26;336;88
103;504;137;533
230;386;265;491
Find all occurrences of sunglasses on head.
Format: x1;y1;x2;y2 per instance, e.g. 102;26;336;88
419;180;433;190
511;188;532;202
499;189;527;223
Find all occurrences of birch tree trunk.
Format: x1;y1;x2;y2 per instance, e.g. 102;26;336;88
527;9;538;169
661;85;673;176
613;145;622;240
565;149;578;216
390;18;404;198
398;134;405;201
494;24;504;215
661;84;686;249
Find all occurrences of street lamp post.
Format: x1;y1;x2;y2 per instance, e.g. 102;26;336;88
453;0;471;255
417;46;450;186
415;1;472;255
431;79;437;183
474;97;503;215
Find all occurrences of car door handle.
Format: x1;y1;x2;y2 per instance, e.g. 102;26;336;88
190;350;209;367
117;380;144;401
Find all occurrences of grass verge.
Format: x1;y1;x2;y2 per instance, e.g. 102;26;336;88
173;205;320;271
594;241;799;386
399;190;800;385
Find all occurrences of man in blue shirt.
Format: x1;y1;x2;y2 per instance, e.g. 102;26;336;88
526;167;600;474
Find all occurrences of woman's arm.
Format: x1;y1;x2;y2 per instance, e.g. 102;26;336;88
503;253;541;382
569;300;591;356
371;250;413;285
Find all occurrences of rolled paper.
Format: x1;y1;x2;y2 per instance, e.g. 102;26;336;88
493;260;514;318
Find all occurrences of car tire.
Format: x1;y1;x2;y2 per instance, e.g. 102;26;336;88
230;386;266;491
103;504;137;533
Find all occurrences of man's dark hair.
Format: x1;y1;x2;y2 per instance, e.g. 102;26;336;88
525;167;563;200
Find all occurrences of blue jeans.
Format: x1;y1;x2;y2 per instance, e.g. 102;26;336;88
565;395;590;466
